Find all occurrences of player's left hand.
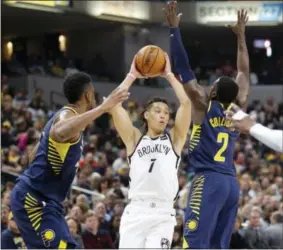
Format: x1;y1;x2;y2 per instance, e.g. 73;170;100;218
225;104;256;134
227;9;248;36
160;53;173;78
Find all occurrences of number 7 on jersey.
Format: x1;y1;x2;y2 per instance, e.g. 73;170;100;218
148;159;156;173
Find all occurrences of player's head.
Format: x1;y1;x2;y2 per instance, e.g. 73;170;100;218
142;97;170;134
63;72;95;110
210;77;239;104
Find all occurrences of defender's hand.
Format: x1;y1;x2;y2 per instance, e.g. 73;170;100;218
160;53;173;78
163;1;182;28
101;88;129;112
225;103;255;134
227;9;248;36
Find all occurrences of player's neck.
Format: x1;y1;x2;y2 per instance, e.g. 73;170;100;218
146;129;163;138
66;103;86;114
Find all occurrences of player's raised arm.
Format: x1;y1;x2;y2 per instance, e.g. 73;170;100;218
161;54;191;155
225;104;283;152
50;88;129;143
163;1;207;113
109;57;142;155
228;9;250;108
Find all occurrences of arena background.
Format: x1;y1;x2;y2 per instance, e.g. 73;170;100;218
1;0;283;249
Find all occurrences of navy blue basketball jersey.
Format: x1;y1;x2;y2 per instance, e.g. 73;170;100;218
189;101;239;176
19;107;83;203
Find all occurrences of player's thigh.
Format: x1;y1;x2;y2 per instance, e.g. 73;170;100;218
211;177;239;248
11;186;76;249
145;217;176;249
183;174;229;248
119;205;146;248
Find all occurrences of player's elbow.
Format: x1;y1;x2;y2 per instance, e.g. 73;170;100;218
180;98;191;109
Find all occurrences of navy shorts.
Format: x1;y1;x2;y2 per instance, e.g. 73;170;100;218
10;181;77;249
183;172;239;249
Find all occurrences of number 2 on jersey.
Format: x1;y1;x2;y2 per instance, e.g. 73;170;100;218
214;132;229;162
148;159;156;173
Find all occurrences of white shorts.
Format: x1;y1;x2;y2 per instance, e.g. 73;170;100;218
119;199;177;249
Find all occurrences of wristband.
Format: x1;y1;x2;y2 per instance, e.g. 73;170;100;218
166;72;174;78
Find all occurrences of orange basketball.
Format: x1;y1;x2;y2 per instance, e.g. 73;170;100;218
135;45;166;77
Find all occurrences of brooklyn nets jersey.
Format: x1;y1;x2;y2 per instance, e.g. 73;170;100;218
128;134;180;202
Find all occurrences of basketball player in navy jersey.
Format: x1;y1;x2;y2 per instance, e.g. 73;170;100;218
164;2;250;248
10;72;130;249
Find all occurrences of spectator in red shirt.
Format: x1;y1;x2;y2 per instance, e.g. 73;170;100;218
82;211;114;249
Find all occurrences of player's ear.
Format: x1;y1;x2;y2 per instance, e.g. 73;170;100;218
144;110;149;121
85;91;92;105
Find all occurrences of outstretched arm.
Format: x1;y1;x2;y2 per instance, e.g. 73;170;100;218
161;54;191;155
164;1;207;113
229;9;250;108
226;104;283;153
50;88;129;143
109;58;142;155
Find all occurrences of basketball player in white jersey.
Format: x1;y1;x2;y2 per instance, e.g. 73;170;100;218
109;53;191;249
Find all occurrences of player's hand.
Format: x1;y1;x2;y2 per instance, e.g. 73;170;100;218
225;103;255;134
101;88;129;112
163;1;182;28
129;55;146;79
160;53;173;78
227;9;248;36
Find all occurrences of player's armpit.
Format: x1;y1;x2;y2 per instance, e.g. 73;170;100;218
236;71;250;108
110;104;142;155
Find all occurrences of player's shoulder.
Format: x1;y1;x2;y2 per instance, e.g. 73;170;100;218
53;107;78;124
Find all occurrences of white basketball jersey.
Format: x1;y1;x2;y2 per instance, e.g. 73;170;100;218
128;134;180;202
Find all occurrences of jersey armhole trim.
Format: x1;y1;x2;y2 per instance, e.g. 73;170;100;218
127;132;144;160
166;133;181;158
50;108;81;145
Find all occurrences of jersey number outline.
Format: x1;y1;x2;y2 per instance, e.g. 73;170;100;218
148;159;156;173
214;132;229;162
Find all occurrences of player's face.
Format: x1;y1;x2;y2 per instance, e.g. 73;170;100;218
145;102;170;133
85;84;96;110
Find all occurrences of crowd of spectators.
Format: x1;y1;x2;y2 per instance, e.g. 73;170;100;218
1;75;283;249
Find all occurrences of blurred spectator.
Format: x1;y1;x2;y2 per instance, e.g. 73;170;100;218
94;202;111;230
242;209;270;248
1;212;26;249
264;211;283;249
82;211;114;249
65;60;79;76
50;59;65;77
112;149;128;174
66;218;84;248
230;215;249;249
1;205;10;232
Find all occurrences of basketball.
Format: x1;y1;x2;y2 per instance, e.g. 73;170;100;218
135;45;166;77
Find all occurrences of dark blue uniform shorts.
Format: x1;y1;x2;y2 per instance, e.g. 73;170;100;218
10;181;77;249
183;172;240;249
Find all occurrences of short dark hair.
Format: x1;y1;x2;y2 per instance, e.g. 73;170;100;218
213;77;239;104
271;211;283;223
63;72;92;104
141;97;169;130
